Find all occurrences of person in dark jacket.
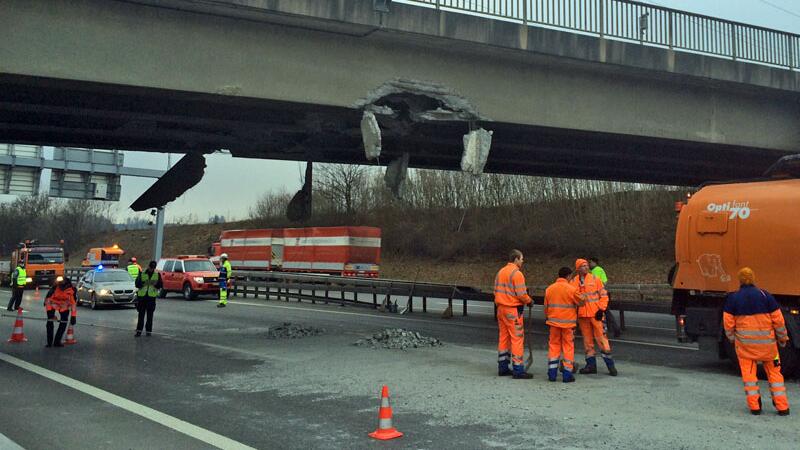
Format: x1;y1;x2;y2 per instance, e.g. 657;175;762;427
134;261;162;337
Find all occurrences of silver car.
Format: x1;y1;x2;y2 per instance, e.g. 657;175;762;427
76;268;137;309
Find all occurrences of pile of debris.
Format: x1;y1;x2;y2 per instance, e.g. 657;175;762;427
266;323;324;339
354;328;443;350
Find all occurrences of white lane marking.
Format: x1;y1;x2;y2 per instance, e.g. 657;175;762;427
207;300;697;351
0;352;256;450
0;431;24;450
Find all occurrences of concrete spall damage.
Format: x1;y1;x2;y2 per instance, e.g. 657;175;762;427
356;79;493;196
129;79;491;214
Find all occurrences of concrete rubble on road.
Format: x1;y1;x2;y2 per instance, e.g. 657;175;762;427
354;328;443;350
265;322;324;339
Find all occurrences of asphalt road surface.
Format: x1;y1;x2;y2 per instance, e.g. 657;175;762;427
0;288;796;449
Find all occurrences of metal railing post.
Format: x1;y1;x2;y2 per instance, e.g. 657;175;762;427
599;0;605;38
788;34;795;69
668;11;673;49
522;0;527;26
730;23;737;60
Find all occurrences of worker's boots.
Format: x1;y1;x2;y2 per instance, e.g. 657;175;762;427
579;357;597;374
548;359;559;382
778;409;790;416
602;354;618;376
512;365;533;380
562;370;575;383
498;359;512;377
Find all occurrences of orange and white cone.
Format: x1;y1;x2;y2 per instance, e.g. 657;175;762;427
7;308;27;343
33;286;41;301
64;324;76;345
369;385;403;440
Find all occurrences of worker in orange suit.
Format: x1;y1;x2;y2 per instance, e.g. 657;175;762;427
723;267;790;416
545;267;585;382
494;249;533;379
44;276;77;348
571;258;617;376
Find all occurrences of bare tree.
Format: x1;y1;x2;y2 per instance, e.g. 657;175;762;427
315;164;369;215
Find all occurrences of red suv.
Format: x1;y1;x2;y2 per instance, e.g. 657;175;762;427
156;256;220;300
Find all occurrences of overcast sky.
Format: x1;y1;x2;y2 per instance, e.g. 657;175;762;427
3;0;798;224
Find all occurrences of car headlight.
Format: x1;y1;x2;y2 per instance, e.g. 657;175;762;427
98;289;111;296
193;277;204;283
25;277;33;283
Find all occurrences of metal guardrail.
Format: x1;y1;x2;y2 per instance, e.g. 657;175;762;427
402;0;799;70
63;267;672;323
226;270;672;316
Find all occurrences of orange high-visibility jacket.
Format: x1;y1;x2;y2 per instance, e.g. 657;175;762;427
45;286;77;317
570;273;608;318
723;285;788;361
494;263;532;307
544;278;584;328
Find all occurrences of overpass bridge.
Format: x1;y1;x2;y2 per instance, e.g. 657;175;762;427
1;0;799;201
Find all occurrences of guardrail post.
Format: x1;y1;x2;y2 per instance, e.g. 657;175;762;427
423;296;427;312
788;34;795;69
462;299;467;316
730;23;737;60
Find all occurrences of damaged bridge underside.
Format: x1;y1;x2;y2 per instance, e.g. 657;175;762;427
1;75;783;186
1;0;799;189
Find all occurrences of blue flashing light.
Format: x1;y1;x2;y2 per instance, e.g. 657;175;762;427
97;264;104;271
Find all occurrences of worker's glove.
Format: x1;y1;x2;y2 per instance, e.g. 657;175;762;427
70;317;76;325
594;309;605;321
779;340;788;348
517;305;524;316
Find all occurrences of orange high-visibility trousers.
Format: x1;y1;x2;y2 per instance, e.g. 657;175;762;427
738;356;790;412
578;317;611;358
497;305;525;367
548;326;575;371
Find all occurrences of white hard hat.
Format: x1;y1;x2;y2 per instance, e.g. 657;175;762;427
220;253;228;259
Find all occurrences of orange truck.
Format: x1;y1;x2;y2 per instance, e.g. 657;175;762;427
6;240;66;287
671;154;800;374
82;245;125;268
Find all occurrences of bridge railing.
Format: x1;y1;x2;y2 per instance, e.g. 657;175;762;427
402;0;799;70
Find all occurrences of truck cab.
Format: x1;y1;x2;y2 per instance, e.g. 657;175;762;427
10;240;65;287
82;245;125;268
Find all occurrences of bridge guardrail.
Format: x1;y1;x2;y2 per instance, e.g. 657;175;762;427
402;0;799;70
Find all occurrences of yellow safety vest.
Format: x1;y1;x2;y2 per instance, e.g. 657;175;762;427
127;264;141;280
137;271;159;298
15;267;26;287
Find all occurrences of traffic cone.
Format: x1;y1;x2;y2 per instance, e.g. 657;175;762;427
33;286;41;301
369;385;403;441
64;324;76;345
7;308;27;343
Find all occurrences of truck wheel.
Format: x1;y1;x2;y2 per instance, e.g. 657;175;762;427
182;284;196;301
158;288;167;299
